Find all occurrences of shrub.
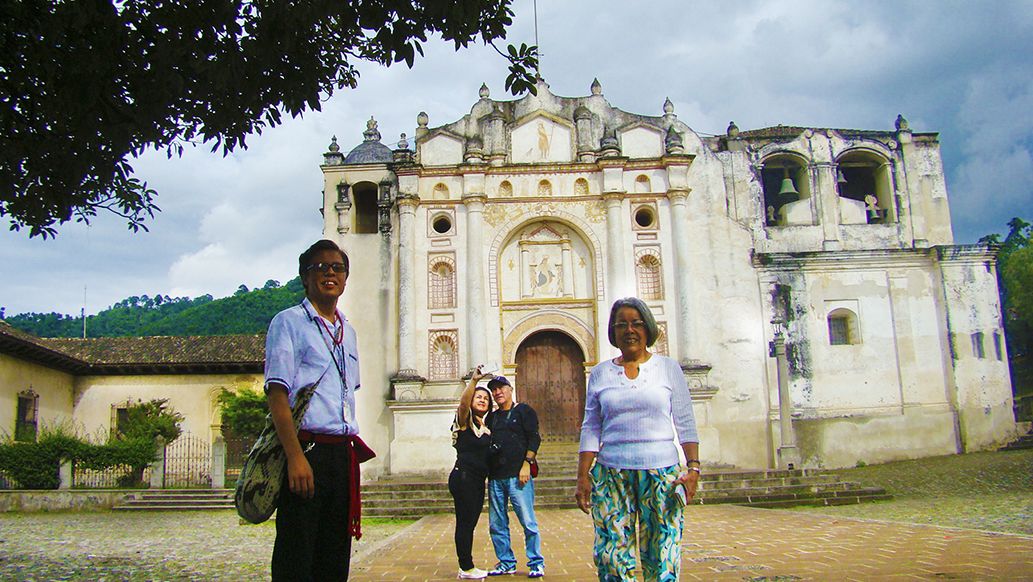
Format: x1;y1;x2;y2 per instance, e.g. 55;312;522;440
0;419;161;490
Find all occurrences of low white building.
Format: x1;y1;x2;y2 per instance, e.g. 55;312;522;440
323;78;1017;477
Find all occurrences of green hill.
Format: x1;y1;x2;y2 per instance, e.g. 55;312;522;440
4;278;304;338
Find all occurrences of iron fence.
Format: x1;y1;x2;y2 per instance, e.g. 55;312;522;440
223;435;257;486
74;464;151;489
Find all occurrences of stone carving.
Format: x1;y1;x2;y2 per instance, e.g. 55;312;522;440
583;200;606;223
574;178;589;197
483;203;511;228
537;179;553;197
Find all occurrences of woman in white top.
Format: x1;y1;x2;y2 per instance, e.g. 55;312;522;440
575;297;700;582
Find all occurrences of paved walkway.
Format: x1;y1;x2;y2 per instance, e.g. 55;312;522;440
352;506;1033;581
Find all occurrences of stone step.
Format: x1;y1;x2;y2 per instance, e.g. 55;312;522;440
999;435;1033;451
115;504;236;511
112;469;891;516
113;489;235;512
360;487;893;518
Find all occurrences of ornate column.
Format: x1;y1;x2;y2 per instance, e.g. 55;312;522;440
396;194;419;375
561;239;574;298
464;193;488;366
603;191;628;302
334;182;351;235
668;189;695;363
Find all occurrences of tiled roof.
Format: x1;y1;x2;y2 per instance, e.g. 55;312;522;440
0;322;264;375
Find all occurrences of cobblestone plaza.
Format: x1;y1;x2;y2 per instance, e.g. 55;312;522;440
2;505;1031;581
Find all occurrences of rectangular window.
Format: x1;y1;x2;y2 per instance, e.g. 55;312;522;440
971;332;985;359
993;332;1003;361
828;317;850;345
15;391;38;442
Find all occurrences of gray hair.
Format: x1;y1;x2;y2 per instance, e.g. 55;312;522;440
607;297;659;348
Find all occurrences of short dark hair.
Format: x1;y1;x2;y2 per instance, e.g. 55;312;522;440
607;297;659;348
298;239;348;280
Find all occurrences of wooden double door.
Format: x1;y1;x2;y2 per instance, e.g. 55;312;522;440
515;331;586;441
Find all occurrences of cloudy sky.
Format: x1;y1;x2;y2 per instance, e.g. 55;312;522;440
3;0;1032;317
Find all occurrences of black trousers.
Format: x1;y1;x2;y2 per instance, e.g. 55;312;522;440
272;442;352;581
448;466;487;571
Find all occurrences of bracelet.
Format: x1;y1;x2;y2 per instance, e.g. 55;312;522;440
685;459;700;465
525;457;536;464
687;466;701;474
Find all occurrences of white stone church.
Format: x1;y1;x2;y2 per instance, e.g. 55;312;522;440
322;78;1016;478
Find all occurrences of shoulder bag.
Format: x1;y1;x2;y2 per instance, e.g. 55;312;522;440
234;383;316;524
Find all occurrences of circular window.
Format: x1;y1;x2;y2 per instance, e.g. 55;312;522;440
432;215;452;234
634;207;655;229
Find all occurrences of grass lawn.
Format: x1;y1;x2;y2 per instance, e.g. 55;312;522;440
787;448;1033;535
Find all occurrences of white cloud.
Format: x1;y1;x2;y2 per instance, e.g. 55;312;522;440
3;0;1033;316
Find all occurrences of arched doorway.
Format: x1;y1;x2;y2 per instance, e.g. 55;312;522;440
515;331;586;441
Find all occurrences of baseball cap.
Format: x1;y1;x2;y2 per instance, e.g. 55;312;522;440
487;375;511;389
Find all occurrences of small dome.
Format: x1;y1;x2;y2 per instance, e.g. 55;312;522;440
344;140;393;164
344;116;393;164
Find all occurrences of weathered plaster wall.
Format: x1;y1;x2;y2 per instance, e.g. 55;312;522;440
337;231;398;480
72;373;261;440
795;404;959;468
938;249;1016;450
0;354;74;436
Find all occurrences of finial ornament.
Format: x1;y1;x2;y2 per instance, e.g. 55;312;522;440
328;135;340;152
417;111;429;128
727;121;740;137
895;114;909;131
663;97;674;115
479;83;490;99
590;78;602;96
363;116;381;142
397;133;409;149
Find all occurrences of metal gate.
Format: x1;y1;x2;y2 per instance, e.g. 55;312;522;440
223;435;257;485
163;432;211;488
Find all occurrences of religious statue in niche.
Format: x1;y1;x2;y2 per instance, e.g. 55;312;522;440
531;252;562;297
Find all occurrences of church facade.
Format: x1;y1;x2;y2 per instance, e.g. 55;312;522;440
321;79;1016;478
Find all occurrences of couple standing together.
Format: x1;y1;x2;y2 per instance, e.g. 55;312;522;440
450;370;545;579
450;297;700;581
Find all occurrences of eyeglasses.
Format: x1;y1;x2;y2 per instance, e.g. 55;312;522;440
613;320;646;331
305;262;348;274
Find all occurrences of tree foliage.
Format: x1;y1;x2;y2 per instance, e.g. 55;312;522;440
981;217;1033;399
218;387;268;440
5;276;304;337
117;398;184;443
1;0;538;237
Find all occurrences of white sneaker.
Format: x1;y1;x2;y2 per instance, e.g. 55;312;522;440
459;567;489;579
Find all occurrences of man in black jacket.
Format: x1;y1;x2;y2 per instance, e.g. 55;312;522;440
485;376;544;578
